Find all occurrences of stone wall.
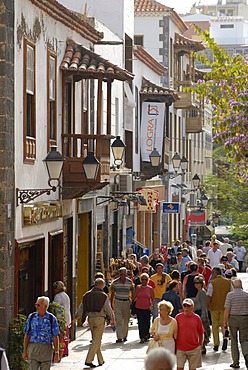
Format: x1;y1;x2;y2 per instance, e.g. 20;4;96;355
0;0;15;348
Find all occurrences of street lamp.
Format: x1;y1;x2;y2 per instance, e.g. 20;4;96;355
111;136;126;166
172;152;181;172
192;174;201;189
201;194;208;208
149;148;161;167
82;151;100;180
16;146;64;205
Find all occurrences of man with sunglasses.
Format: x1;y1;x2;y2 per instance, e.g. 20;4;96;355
23;296;60;369
175;298;204;370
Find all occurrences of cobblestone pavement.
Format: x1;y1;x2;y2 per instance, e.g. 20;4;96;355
52;272;248;370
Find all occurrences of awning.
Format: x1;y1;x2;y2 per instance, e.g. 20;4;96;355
174;33;205;52
140;77;179;102
60;39;134;82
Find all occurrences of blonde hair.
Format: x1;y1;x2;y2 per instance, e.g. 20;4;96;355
158;300;174;315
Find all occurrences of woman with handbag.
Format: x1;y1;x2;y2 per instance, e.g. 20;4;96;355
193;275;211;354
147;300;177;353
133;273;154;343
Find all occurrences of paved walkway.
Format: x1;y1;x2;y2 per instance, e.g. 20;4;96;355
52;273;248;370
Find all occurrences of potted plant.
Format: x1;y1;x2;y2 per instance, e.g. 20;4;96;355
9;314;28;370
48;301;67;360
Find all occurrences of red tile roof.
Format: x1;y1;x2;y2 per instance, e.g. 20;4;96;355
174;33;205;52
141;77;179;101
29;0;103;43
60;39;134;82
134;0;171;12
134;0;188;33
134;45;167;75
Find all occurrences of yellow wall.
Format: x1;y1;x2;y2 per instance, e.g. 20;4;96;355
77;213;89;309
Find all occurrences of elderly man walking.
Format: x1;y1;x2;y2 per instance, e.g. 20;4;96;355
75;278;115;367
23;296;60;369
175;298;205;370
206;266;231;351
224;278;248;369
110;267;134;342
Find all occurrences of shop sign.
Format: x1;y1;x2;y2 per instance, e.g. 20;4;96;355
163;202;180;214
23;201;62;226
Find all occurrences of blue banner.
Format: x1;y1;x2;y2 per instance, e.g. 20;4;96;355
163;202;180;214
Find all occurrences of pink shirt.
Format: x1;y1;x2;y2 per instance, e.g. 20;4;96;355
135;285;153;310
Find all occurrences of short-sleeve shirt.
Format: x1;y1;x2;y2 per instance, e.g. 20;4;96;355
24;312;60;344
111;277;134;299
176;312;204;351
150;273;171;299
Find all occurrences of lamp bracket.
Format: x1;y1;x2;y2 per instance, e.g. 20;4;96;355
166;172;185;179
16;187;57;205
182;188;195;195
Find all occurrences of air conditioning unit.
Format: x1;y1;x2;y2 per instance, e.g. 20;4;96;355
119;174;132;193
189;193;197;207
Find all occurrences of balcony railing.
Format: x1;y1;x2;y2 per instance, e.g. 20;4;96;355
186;109;204;133
174;81;198;109
61;133;112;198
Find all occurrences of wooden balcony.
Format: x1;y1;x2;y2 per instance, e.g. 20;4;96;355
186;109;204;133
61;134;112;199
174;81;196;109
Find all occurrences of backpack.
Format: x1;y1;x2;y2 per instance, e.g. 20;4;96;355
28;312;53;334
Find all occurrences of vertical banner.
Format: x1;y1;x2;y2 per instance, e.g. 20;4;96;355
138;188;159;213
140;102;165;162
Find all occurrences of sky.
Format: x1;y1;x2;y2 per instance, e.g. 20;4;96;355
160;0;221;15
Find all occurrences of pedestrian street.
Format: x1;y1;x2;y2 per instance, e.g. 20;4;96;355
52;273;248;370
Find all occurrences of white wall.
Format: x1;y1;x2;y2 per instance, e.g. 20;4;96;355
57;0;134;40
211;17;248;44
15;0;92;241
134;16;162;62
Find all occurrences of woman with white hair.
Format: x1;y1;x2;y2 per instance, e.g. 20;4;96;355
145;347;176;370
53;281;71;356
148;300;177;353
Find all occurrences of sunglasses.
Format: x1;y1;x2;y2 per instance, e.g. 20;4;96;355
183;304;191;307
194;282;200;284
141;278;148;281
35;303;41;307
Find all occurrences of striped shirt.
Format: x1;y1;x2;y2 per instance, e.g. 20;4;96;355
224;288;248;315
111;277;134;300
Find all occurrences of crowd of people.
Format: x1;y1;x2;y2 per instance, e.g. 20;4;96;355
76;237;247;369
20;237;248;370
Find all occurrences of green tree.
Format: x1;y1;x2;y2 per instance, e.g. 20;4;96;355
190;26;248;180
204;163;248;245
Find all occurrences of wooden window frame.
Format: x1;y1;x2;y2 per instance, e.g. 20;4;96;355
47;50;57;150
23;38;36;163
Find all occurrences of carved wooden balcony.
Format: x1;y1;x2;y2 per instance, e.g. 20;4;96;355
61;134;112;199
186;109;204;133
174;81;196;109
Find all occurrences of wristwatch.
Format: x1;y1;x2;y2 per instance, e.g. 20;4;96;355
55;351;59;354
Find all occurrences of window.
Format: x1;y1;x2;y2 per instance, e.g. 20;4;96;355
23;39;36;162
220;24;234;28
81;79;88;134
134;35;144;46
47;52;57;149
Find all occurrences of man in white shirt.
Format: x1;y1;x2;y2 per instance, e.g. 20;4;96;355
233;241;247;272
226;251;239;271
219;237;232;255
207;242;222;268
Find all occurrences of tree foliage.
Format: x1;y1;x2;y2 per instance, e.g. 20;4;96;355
204;162;248;245
190;26;248;180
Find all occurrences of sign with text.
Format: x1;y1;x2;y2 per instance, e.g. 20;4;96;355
140;102;165;162
163;202;180;214
138;188;159;213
